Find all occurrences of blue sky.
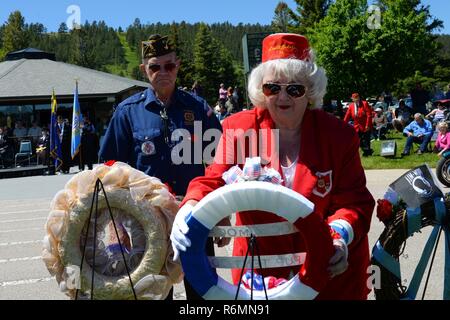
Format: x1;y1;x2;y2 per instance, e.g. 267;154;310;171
0;0;449;34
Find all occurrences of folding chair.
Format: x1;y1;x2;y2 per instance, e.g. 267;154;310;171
15;140;32;167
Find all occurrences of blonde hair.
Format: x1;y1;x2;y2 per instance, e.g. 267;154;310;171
247;50;327;109
437;121;448;130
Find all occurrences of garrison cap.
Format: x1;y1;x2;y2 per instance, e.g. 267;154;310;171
142;34;175;59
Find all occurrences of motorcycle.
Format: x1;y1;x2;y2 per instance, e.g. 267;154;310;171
436;150;450;187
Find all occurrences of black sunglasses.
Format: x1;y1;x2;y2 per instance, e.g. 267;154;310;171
147;62;178;73
262;83;306;98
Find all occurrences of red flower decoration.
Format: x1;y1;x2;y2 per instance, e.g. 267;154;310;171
105;160;117;167
164;183;175;197
377;199;393;222
328;225;342;240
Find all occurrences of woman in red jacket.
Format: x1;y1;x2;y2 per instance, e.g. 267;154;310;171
171;33;375;300
343;93;374;156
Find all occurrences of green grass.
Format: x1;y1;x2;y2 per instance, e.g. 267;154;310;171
361;131;438;170
118;32;140;76
105;32;140;78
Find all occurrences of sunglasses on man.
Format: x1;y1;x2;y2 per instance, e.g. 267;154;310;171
147;62;178;73
262;83;306;98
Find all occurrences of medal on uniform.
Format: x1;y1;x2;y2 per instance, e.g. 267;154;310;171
141;141;156;155
184;111;195;126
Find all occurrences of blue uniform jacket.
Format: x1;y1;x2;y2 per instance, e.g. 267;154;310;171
100;88;222;195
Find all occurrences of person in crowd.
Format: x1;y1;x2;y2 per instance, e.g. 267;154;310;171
99;34;222;300
216;101;229;123
27;121;42;144
191;81;203;98
374;95;387;111
434;121;450;157
171;33;375;300
36;128;50;166
233;86;243;111
57;115;72;174
372;107;387;140
79;118;98;171
214;99;223;114
401;113;433;156
219;83;228;104
0;127;12;168
13;121;27;139
426;101;447;125
392;99;412;132
343;93;374;156
225;86;239;114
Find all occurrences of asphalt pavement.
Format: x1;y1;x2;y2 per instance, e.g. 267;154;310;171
0;167;447;300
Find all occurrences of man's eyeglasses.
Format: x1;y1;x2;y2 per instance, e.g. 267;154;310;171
262;83;306;98
147;62;178;73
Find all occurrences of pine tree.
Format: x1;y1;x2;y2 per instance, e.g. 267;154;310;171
272;2;295;33
290;0;330;35
0;25;5;57
193;24;238;104
58;23;68;34
193;24;217;102
27;23;46;48
1;11;29;57
169;23;183;58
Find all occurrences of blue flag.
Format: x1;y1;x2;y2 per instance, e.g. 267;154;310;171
50;90;63;169
71;82;82;159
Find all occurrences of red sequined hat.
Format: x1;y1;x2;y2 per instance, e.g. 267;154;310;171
262;33;310;62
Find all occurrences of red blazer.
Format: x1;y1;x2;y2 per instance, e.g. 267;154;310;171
344;100;373;133
182;108;375;300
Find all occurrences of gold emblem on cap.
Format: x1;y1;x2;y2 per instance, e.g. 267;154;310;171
141;34;174;59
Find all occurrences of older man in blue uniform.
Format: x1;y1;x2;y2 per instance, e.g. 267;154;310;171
100;34;222;299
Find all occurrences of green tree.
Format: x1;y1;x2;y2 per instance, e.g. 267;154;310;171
290;0;330;35
0;25;5;55
437;35;450;59
193;24;237;104
169;23;193;88
131;65;145;81
26;23;46;48
272;2;295;33
1;11;29;58
431;35;450;88
309;0;442;99
58;23;68;34
193;24;217;102
392;71;436;97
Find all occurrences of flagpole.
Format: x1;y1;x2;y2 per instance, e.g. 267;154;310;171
47;90;54;175
77;80;82;171
71;79;82;172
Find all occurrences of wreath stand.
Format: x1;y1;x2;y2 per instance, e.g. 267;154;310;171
372;197;450;300
75;179;137;300
234;234;268;300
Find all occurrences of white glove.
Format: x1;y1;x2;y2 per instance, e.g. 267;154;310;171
170;204;193;261
328;238;349;278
